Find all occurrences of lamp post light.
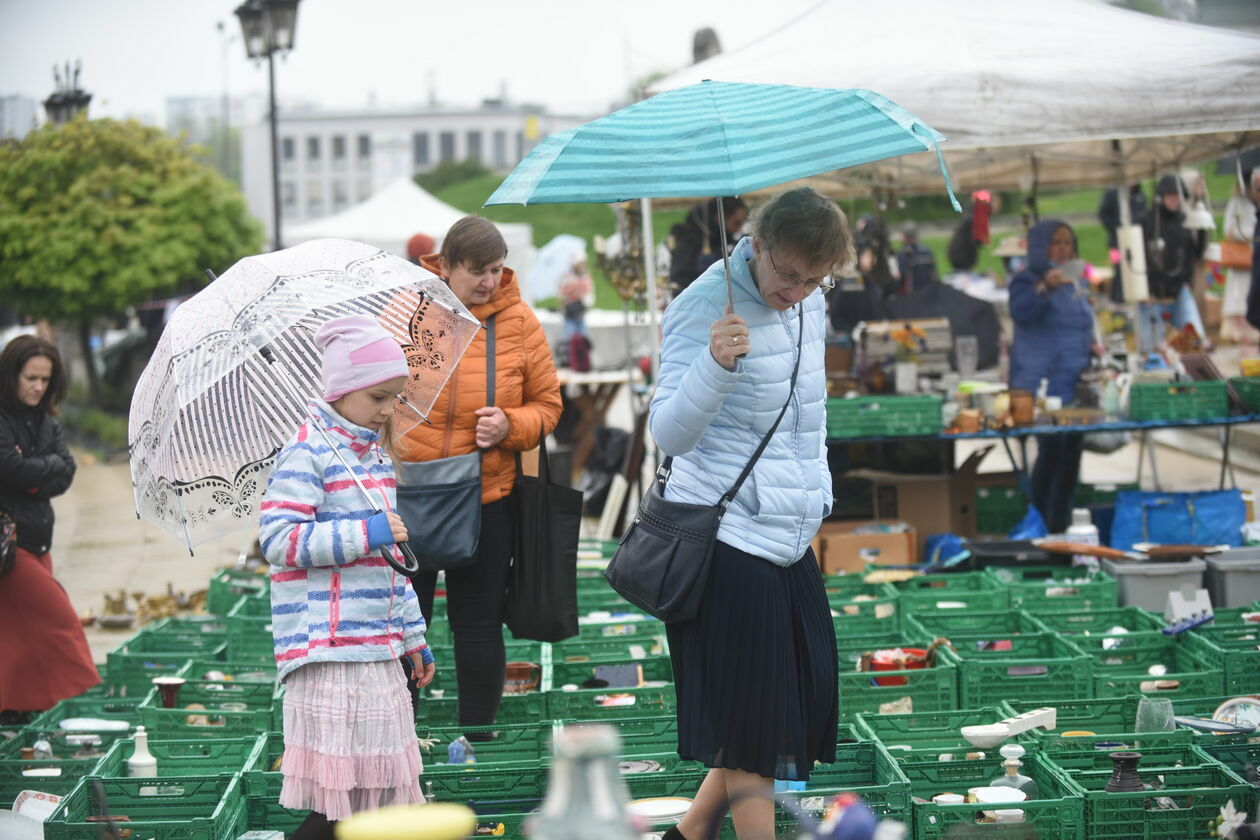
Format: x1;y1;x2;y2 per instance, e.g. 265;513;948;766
43;60;92;126
235;0;299;251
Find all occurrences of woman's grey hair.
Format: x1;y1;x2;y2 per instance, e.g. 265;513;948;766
751;187;854;274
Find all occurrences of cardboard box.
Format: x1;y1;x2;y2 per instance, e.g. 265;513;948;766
816;520;916;574
845;446;1017;559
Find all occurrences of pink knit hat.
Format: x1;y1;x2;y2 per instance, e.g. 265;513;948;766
313;315;409;402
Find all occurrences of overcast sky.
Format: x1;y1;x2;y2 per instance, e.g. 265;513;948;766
2;0;823;123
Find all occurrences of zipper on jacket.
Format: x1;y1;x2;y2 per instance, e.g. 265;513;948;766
329;571;341;646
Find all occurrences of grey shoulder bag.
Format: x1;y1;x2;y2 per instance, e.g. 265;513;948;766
396;315;494;571
604;308;804;623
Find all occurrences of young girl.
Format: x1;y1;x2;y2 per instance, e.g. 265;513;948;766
259;315;435;836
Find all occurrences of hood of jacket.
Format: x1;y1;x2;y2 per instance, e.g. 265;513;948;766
418;253;521;322
1025;219;1077;277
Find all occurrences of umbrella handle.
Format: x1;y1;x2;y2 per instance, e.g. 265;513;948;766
384;541;420;576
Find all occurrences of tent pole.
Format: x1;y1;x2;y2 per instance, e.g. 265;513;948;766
641;197;660;385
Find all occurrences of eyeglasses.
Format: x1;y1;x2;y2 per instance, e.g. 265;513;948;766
767;250;834;293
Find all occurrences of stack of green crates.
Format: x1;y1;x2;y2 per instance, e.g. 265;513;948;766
1229;376;1260;412
205;566;269;616
224;593;279;664
827;394;942;438
45;774;248;840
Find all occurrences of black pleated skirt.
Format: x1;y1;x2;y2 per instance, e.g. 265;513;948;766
665;540;838;781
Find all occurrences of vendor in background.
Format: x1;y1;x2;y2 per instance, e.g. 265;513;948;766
1139;174;1207;354
1222;169;1260;353
1009;220;1098;534
667;197;748;295
895;222;939;295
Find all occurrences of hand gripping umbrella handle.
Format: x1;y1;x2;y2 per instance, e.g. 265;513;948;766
258;345;421;576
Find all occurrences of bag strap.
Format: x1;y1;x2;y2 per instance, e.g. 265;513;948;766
486;315;496;406
658;306;806;517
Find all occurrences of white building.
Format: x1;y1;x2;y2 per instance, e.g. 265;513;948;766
0;95;39;140
239;101;592;245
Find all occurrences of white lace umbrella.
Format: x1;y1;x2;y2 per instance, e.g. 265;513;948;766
128;239;480;560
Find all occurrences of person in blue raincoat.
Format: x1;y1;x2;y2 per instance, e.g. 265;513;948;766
1009;220;1097;533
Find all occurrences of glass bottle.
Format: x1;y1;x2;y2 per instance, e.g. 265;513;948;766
990;744;1039;800
528;724;639;840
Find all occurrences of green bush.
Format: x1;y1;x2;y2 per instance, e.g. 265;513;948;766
416;159;491;194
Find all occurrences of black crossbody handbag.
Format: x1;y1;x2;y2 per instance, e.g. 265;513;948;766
395;316;495;571
604;308;803;623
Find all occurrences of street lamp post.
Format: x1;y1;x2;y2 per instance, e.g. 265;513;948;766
43;60;92;126
235;0;299;251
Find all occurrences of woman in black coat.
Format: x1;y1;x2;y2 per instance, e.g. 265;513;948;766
0;335;100;721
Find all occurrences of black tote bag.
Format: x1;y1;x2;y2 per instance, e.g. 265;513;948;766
505;433;583;642
395;316;494;571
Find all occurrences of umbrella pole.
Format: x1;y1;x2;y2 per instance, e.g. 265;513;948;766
258;345;421;575
717;196;734;312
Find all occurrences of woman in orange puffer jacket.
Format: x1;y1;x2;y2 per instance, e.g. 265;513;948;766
391;215;562;730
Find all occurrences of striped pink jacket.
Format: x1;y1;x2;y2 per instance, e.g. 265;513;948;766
259;401;430;681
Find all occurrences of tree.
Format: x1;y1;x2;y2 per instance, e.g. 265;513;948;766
0;117;263;404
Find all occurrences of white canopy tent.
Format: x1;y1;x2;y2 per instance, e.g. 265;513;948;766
284;177;535;273
653;0;1260;196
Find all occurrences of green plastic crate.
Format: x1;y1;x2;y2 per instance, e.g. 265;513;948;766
244;797;308;835
240;731;284;799
1005;695;1206;750
836;634;958;723
985;565;1118;611
854;706;1014;763
582;715;679;756
901;753;1085;840
139;679;281;739
0;729;110;804
1092;642;1224;701
1207;603;1260;627
1202;742;1260;794
974;486;1028;536
1073;482;1140;507
45;774;246;840
224;594;277;661
549;655;674;689
828;582;903;636
425;764;550;802
1049;757;1251;840
105;620;229;697
175;658;277;683
827;394;943;438
25;697;144;750
1230;376;1260;412
550;634;668;662
571;614;665;642
1129;379;1229;421
205;567;269;616
416;722;556;770
890;571;1010;613
544;683;676;722
904;608;1044;642
93;736;264;778
1182;625;1260;695
941;632;1093;707
1032;606;1170;666
419;688;549;727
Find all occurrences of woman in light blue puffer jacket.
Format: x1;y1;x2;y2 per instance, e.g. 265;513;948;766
650;188;850;840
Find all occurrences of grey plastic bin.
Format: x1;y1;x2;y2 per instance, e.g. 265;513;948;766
1204;547;1260;609
1101;557;1206;612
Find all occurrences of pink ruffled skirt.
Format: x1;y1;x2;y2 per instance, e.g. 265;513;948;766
280;659;424;820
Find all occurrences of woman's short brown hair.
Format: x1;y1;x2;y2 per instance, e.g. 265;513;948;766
0;334;68;415
751;187;854;274
440;215;508;272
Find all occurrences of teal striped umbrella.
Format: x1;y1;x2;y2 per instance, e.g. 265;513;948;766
486;81;960;209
